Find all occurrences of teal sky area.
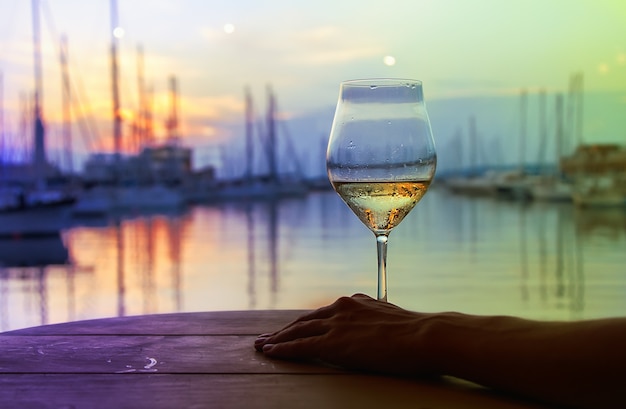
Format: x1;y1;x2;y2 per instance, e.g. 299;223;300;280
0;0;624;172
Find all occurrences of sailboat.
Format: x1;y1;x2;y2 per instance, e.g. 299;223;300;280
491;89;534;200
561;144;626;207
529;92;573;202
213;86;307;201
72;4;188;216
0;73;19;211
0;0;75;237
443;117;500;196
557;73;625;207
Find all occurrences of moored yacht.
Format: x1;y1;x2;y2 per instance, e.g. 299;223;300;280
561;144;626;207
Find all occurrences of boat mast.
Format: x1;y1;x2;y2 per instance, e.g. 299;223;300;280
60;35;73;174
468;115;477;176
136;45;153;150
575;73;584;146
111;0;125;312
32;0;47;188
266;85;277;184
0;72;4;169
555;94;564;167
244;86;254;182
0;71;6;186
110;0;122;157
166;76;179;145
519;89;528;174
565;72;583;154
536;88;547;169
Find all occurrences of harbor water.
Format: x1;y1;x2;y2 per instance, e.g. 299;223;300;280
1;187;625;332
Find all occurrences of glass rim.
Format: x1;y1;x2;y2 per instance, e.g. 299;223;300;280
340;78;423;87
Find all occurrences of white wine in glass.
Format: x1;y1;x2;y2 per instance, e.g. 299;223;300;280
326;78;436;302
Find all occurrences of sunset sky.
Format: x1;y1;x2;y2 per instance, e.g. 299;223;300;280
1;0;625;172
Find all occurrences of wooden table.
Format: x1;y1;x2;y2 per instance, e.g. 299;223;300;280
0;310;554;408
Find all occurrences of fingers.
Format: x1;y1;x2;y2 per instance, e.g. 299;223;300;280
296;294;374;322
263;301;339;335
256;317;329;349
257;295;368;340
255;294;381;354
287;303;336;323
261;336;323;361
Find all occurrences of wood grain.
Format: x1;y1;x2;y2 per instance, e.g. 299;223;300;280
0;374;551;409
0;310;556;408
3;310;305;336
0;335;337;374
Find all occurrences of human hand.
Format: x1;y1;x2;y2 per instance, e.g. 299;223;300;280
254;293;438;376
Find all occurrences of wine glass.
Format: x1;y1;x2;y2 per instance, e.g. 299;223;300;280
326;78;436;302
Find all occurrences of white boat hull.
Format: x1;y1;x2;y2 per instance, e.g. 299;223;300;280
73;186;186;216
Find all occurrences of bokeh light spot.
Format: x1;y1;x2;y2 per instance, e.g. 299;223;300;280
113;27;125;39
598;63;609;74
383;55;396;66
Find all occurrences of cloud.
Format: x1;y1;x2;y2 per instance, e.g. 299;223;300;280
198;26;225;44
285;46;382;66
283;25;382;66
430;78;522;99
183;94;243;119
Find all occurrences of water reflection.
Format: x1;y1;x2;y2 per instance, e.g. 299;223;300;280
108;211;191;317
0;234;71;330
517;202;585;318
0;235;69;268
389;189;624;319
241;200;281;309
1;189;625;331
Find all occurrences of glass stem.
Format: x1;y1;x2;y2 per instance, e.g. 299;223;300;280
376;233;389;302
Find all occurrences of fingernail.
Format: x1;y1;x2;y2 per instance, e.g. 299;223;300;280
255;336;268;345
262;344;275;352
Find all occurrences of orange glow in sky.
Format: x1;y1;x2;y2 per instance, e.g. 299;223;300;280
0;0;624;169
